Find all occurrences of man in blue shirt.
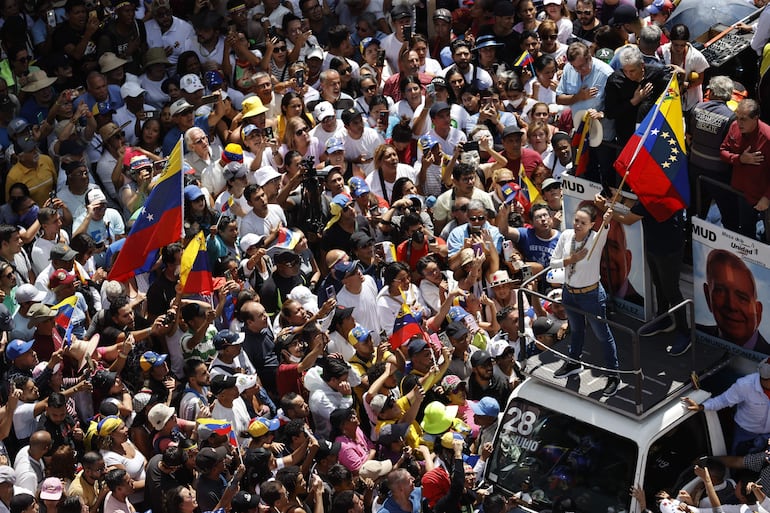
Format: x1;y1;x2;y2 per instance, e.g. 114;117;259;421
556;41;615;187
378;468;422;513
162;98;213;156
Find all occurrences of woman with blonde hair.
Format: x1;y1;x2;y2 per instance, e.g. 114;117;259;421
537;20;568;64
526;120;553;162
97;415;147;510
279;117;323;162
367;143;418;204
543;0;573;43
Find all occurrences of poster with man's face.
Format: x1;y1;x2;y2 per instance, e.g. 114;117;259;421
561;174;649;321
692;217;770;358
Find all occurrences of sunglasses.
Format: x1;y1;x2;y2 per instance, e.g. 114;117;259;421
281;259;300;267
543;34;559;40
575;9;593;14
339;68;352;74
274;46;287;52
469;215;485;222
112;131;126;139
2;272;14;279
452;205;468;212
296;128;308;135
343;203;355;211
365;85;377;92
497;180;511;186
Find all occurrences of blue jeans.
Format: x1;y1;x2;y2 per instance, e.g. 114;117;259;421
563;284;619;371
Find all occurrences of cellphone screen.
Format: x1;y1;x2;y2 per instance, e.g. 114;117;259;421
326;285;336;300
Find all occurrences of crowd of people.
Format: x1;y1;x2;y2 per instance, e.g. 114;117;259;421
0;0;768;510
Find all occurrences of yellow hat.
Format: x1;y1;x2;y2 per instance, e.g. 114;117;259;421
242;96;268;118
97;415;123;437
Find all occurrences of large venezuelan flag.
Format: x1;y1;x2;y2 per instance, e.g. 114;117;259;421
108;138;184;281
52;296;77;349
615;75;689;222
179;231;214;295
390;301;423;350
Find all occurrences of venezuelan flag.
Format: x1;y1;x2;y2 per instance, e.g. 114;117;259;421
518;165;540;213
108;137;184;281
221;196;234;212
571;111;591;176
513;51;535;76
274;228;302;249
180;231;214;295
51;296;77;348
615;75;689;221
390;301;423;350
197;418;232;436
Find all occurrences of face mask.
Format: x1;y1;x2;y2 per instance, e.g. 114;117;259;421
509;96;524;108
288;354;302;363
412;230;425;244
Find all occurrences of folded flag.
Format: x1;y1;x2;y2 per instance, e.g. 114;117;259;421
179;231;214;295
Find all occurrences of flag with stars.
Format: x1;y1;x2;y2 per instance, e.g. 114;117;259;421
108;137;184;281
614;75;689;222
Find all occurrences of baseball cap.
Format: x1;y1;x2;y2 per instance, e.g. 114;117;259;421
378;422;409;445
180;73;205;93
359;36;380;55
331;305;354;328
391;4;411;19
235;373;258;393
86;188;108;206
313;101;335;121
50;243;78;261
7;118;31;138
332;260;360;281
532;317;561;337
470;396;500;417
170;98;195;116
232;492;260;513
609;4;639;25
184;184;205;202
595;47;615;63
433;8;451;21
348;324;373;346
341;107;362;125
0;466;16;485
211;374;238;394
348;176;370;198
441;374;463;393
325;137;345;153
350;231;374;248
49;269;75;288
120;80;145;99
429;102;451;117
0;304;13;332
140;351;168;371
254;166;282;187
247;417;280;438
541;178;560;191
39;477;63;500
15;283;46;303
470;350;493;367
196;446;227;472
431;76;447;89
359;460;393;481
239;233;266;252
445;321;469;340
92;369;118;391
147;403;175;430
407;337;429;356
213;329;241;350
5;339;33;360
502;125;524;137
223;162;248;181
419;134;439;152
316;439;342;459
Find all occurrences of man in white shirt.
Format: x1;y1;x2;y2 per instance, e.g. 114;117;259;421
209;330;257;378
144;0;194;67
112;81;153;146
13;430;50;492
240;184;286;237
210;375;251;448
440;40;493;90
341;108;383;176
333;260;382;335
379;5;412;71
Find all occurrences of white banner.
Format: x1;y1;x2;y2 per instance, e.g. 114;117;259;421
692;216;770;359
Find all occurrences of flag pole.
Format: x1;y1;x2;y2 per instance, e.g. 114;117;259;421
180;135;186;240
585;73;676;260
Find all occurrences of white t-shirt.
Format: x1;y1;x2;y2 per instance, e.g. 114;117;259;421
365;163;417;204
335;275;382;335
211;397;251;448
343;127;384;176
144;16;195;66
240;204;286;237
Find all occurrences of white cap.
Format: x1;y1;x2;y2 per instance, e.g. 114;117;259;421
86;189;107;205
254;166;282;187
313;101;335;121
180;73;204;93
120;80;145;99
307;47;324;60
240;233;265;252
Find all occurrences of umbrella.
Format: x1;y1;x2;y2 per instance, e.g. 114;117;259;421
666;0;757;40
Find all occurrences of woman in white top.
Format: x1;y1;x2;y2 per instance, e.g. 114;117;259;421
376;261;428;336
537;20;568;66
549;204;620;396
660;23;709;113
391;75;424;123
412;34;443;75
525;54;560;105
97;416;147;509
365;144;417;204
543;0;573;44
278;117;323;163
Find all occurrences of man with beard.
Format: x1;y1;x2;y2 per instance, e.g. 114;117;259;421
183;11;229;69
179;358;211;421
477;2;519;67
441;40;493;91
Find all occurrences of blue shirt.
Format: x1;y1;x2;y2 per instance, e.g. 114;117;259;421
516;227;561;268
556;57;614;140
377;488;422;513
447;223;503;257
73;86;125;111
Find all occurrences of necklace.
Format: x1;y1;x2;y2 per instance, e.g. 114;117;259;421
568;232;588;280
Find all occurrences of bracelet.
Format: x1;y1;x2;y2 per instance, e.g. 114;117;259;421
118;352;128;359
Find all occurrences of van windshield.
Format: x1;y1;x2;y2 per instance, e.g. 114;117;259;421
485;398;638;512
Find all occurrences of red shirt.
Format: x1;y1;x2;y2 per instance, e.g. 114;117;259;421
502;147;543;178
720;120;770;205
276;363;304;398
396;237;446;269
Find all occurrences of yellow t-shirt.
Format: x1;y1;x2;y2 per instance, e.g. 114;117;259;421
374;396;422;448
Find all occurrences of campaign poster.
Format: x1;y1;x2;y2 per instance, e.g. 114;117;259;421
692;217;770;360
561;174;650;320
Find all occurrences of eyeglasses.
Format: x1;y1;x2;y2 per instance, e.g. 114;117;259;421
469;215;485;222
295;128;308;135
274;46;287;52
365;85;377;92
339;68;352;74
575;9;593;14
451;205;468;212
543;34;559;40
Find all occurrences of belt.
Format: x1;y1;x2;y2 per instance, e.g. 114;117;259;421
566;283;599;294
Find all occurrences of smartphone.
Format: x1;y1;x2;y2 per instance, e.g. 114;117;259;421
200;94;219;105
138;110;158;120
49;190;56;203
402;25;411;41
438;332;452;348
227;22;237;34
368;205;379;216
521;265;532;280
224;270;233;280
268;27;278;39
463;140;479;152
46;9;57;28
374;242;385;257
503;240;514;261
264;126;274;140
376;49;385;67
325;285;336;300
426;83;435;99
378;110;388;125
295;69;305;88
472;242;482;257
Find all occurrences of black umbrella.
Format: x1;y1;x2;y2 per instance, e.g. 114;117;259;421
666;0;757;40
